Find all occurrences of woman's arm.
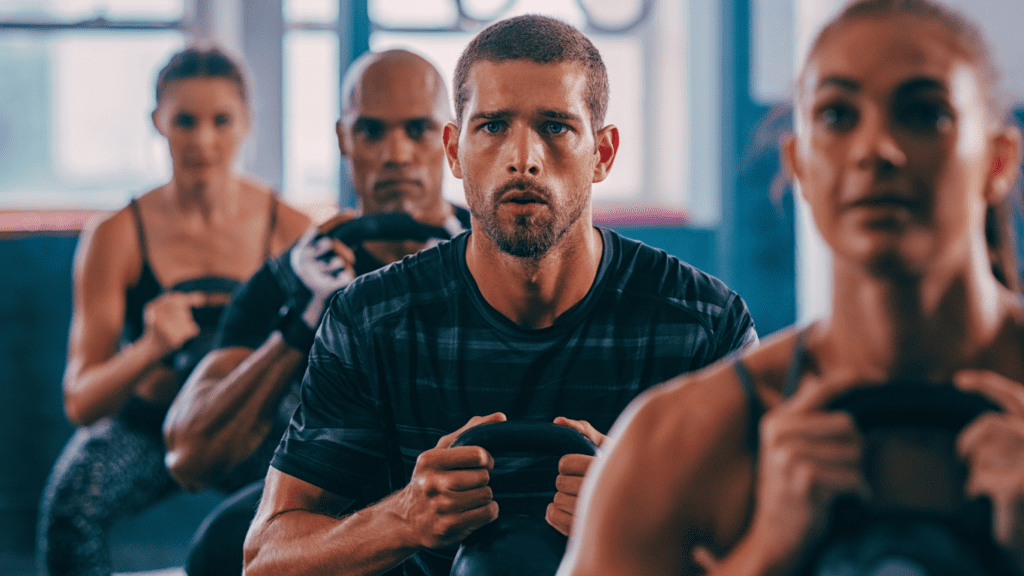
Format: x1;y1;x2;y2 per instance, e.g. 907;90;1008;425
62;213;199;426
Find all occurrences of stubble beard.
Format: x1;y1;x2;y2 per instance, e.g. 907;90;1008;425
467;179;589;260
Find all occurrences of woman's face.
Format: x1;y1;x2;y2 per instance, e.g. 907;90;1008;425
152;77;250;186
786;15;1017;279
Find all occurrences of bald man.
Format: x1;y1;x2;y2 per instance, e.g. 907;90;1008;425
161;49;470;576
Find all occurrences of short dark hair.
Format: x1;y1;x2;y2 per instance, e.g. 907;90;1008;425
803;0;1005;121
453;14;609;130
156;45;248;104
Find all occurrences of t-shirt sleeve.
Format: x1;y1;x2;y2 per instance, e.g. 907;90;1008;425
215;263;289;350
711;291;758;361
270;292;388;499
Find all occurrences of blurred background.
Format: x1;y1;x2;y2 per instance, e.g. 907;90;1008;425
1;0;1022;573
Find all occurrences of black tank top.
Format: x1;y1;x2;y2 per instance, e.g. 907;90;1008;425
122;196;278;378
732;327;810;451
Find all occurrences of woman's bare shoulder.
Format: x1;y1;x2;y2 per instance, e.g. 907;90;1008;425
619;326;807;456
238;178;311;254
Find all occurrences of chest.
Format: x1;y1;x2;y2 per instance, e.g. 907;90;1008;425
371;313;708;437
140;216;268;285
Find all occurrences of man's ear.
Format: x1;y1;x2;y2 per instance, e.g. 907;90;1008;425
986;126;1022;205
336;120;350;158
443;122;463;179
591;124;619;183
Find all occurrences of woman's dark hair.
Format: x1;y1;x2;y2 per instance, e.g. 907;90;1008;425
803;0;1007;122
155;45;248;104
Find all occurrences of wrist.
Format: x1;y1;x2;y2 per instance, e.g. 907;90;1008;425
384;488;429;551
137;331;175;366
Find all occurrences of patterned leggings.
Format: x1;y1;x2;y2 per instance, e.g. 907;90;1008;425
36;399;178;576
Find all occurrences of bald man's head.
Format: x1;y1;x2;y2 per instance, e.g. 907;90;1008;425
340;49;452;126
336;49;452;221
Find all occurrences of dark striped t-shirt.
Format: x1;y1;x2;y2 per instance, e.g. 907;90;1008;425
271;227;757;575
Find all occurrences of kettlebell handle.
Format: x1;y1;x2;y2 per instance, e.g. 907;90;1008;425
323;212;453;245
450;421;597;457
826;382;1000;431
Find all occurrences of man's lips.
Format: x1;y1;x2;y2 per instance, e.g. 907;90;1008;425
502;191;547;204
375;178;421;190
847;192;920;210
497;181;550;205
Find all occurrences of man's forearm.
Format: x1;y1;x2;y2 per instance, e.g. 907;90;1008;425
245;493;421;576
164;332;306;489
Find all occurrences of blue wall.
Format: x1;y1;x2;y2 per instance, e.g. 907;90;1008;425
0;236;224;574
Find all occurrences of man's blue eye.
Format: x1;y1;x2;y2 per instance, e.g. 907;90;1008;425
544;122;567;135
483;121;503;133
214;114;231;127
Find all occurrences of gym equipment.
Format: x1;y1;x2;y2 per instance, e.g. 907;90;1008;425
267;212;457;345
162;276;241;381
323;212;454;246
803;382;1020;576
448;421;597;576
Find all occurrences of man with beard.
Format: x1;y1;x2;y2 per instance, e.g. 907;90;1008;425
243;15;758;576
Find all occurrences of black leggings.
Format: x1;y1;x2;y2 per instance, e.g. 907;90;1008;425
37;400;178;576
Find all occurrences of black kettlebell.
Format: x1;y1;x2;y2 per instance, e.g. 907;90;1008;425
324;212;454;246
161;277;241;382
448;421;598;576
802;382;1020;576
268;212;456;307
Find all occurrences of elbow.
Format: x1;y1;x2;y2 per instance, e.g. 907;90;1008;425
164;446;214;492
62;390;99;428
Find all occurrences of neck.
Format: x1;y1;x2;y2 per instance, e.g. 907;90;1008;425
466;219;603;330
815;251;1017;383
166;170;241;219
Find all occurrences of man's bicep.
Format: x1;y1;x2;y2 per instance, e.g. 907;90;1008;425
257;466;354;523
716;293;759;359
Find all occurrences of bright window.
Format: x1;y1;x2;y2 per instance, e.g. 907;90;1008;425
283;29;340;205
0;26;183;209
0;0;183;21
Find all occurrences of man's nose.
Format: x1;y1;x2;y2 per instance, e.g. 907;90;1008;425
506;126;542;176
383;129;415;165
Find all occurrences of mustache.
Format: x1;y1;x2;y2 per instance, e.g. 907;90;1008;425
496;179;551;202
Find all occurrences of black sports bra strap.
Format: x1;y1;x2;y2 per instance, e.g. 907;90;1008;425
732;360;764;453
262;194;279;260
129;198;150;265
782;327;812;398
